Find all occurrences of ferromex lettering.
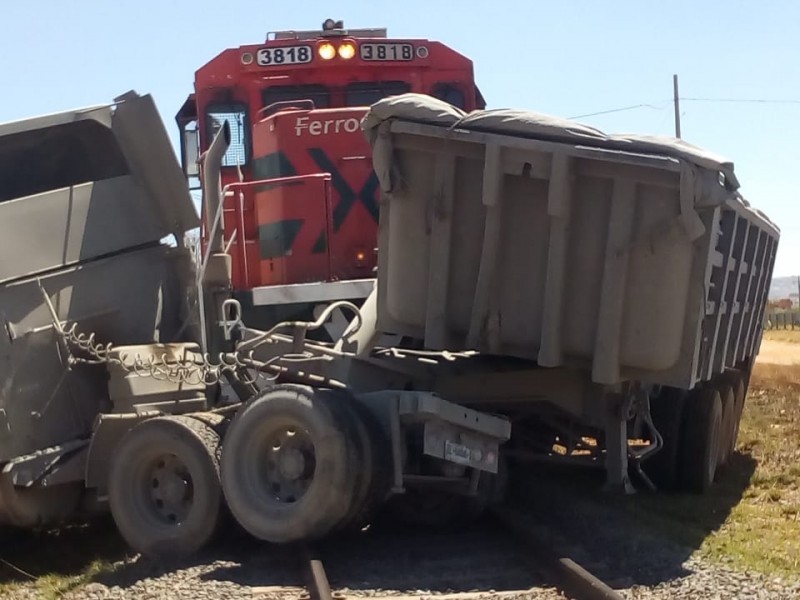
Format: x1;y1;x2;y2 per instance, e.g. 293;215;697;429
295;116;361;136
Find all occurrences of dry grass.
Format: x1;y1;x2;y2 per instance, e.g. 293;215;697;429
695;362;800;574
762;329;800;344
611;362;800;578
0;519;127;599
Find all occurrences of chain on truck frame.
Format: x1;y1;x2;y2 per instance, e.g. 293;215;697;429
40;278;478;394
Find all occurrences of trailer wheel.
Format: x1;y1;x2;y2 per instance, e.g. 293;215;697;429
325;391;391;531
108;416;223;558
680;387;722;494
220;385;357;543
717;383;736;467
645;386;687;491
726;372;747;457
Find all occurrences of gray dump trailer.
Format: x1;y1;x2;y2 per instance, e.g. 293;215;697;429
0;92;200;530
0;92;779;559
358;94;779;493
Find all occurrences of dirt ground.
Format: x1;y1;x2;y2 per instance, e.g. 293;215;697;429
757;331;800;365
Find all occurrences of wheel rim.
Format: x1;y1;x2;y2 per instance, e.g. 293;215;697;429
245;419;317;506
134;453;194;526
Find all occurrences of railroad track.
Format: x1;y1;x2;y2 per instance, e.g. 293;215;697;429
491;505;624;600
303;545;334;600
299;506;624;600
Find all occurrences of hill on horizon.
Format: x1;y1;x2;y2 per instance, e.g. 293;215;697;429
770;275;799;300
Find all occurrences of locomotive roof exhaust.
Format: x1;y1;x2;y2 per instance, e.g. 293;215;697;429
322;18;344;31
269;18;387;41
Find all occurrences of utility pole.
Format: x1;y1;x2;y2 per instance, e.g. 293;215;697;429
673;74;681;138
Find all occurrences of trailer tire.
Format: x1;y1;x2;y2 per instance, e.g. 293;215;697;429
717;383;736;467
725;371;747;456
680;387;722;494
324;391;391;531
645;386;687;491
220;385;357;543
108;416;223;558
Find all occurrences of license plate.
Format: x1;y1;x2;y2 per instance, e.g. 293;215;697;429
360;43;414;62
256;45;313;66
444;440;472;465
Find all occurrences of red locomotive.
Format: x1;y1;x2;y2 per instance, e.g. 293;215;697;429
176;19;484;331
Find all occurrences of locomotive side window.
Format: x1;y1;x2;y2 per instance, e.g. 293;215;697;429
207;107;248;167
431;83;466;109
344;81;411;106
262;85;331;110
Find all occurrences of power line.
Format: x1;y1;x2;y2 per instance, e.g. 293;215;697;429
569;103;670;120
681;97;800;104
569;96;800;121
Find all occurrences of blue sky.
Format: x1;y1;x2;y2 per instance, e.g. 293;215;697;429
1;1;796;276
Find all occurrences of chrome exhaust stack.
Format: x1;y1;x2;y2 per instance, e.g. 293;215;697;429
197;121;238;357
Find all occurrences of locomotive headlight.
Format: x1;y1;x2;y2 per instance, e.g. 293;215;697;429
354;249;368;266
338;42;356;60
318;43;336;60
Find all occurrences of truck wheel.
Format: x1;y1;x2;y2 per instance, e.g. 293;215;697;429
680;387;722;494
717;383;736;467
645;386;687;491
726;372;747;456
324;391;390;532
220;385;357;543
108;416;223;558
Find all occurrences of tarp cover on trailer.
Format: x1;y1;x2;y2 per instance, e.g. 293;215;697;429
362;93;740;194
361;93;779;389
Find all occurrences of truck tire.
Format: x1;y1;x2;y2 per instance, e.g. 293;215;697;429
726;371;747;457
220;385;358;543
717;383;736;468
323;390;391;532
645;386;687;491
680;386;722;494
108;416;223;558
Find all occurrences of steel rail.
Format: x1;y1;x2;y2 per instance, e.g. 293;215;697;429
491;505;624;600
302;545;333;600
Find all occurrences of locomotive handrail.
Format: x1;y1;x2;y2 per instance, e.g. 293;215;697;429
259;99;316;119
222;173;333;289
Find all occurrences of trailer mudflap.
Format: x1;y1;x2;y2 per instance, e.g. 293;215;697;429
85;411;161;496
398;393;511;474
